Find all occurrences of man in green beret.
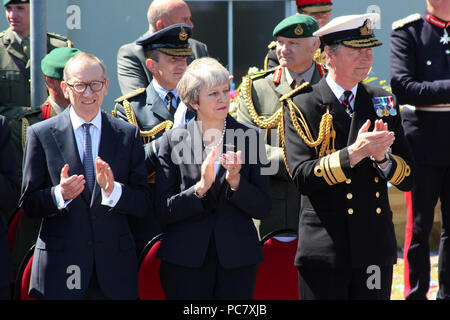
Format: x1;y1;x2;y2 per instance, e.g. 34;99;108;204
11;47;81;274
237;14;326;240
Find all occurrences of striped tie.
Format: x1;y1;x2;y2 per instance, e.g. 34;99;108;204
340;90;354;117
82;123;95;193
166;92;176;116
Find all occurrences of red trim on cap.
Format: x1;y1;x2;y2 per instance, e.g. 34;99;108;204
426;14;450;28
273;67;283;84
296;0;331;6
42;102;51;120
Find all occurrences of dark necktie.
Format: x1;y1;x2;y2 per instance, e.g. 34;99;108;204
165;92;177;116
82;123;95;193
340;90;354;117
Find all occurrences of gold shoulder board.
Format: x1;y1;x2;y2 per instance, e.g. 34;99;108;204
392;13;421;30
115;87;146;103
267;41;277;50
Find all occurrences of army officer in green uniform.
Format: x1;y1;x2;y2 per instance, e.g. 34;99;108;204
237;14;326;239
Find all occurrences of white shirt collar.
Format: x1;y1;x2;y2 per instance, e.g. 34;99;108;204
69;106;102;131
325;75;358;103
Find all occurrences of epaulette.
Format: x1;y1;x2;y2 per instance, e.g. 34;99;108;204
47;32;69;41
267;41;277;50
392;13;421;30
248;67;276;81
114;87;146;103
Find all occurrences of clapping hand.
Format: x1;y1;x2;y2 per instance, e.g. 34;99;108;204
221;150;242;190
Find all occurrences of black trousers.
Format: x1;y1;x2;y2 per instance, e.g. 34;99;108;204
297;265;393;300
406;164;450;300
160;236;258;300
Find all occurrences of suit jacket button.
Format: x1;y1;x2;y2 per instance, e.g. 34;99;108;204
345;179;351;184
348;208;354;215
374;177;379;183
347;193;353;199
376;208;382;214
375;192;380;198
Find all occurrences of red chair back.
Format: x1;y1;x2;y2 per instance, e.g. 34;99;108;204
14;245;36;300
138;234;165;300
7;208;23;253
254;229;299;300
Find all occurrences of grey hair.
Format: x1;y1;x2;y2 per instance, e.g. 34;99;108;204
177;57;229;110
63;52;107;81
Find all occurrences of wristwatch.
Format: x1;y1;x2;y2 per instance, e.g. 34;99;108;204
194;186;206;198
370;152;390;164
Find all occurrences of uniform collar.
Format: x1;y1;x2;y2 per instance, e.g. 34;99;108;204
425;12;450;28
325;75;358;103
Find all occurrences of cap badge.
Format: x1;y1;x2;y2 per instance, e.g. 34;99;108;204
294;24;304;36
360;19;373;36
179;27;188;41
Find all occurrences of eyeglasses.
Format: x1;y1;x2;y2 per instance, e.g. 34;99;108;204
66;80;106;94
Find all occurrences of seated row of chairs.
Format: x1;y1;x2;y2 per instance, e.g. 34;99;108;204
9;207;299;300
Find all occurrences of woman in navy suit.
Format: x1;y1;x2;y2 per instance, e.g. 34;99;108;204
155;57;271;299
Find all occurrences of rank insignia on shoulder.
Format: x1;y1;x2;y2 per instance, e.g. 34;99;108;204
372;96;397;117
392;13;421;30
114;87;146;103
272;67;283;84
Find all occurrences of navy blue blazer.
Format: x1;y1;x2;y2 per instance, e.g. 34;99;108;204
155;115;271;269
0;115;19;288
20;108;151;300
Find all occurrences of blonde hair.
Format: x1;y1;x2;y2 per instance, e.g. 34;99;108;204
177;57;229;110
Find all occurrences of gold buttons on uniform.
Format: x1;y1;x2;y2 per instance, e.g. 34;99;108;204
347;193;353;199
348;208;354;215
374;177;379;183
345;179;351;184
376;208;382;214
375;192;380;198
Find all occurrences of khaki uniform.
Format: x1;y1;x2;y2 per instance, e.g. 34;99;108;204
0;28;70;108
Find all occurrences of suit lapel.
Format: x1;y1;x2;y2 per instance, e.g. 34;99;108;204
317;78;351;143
91;112;119;208
146;81;173;121
347;84;372;145
51;109;91;205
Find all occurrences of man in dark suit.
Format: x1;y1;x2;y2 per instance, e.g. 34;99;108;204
114;24;194;255
117;0;208;95
20;52;151;300
0;115;19;300
390;0;450;300
282;13;414;299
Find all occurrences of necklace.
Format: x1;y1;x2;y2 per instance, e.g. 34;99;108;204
203;118;227;149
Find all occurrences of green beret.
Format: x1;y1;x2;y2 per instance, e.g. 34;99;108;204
273;14;319;38
41;47;81;79
3;0;29;6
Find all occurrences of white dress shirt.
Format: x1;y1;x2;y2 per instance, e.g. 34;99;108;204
54;106;122;209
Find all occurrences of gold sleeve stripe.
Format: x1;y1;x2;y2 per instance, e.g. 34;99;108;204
328;151;347;183
389;154;411;185
314;151;347;186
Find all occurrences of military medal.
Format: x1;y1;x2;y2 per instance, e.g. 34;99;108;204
426;14;450;46
373;96;396;117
